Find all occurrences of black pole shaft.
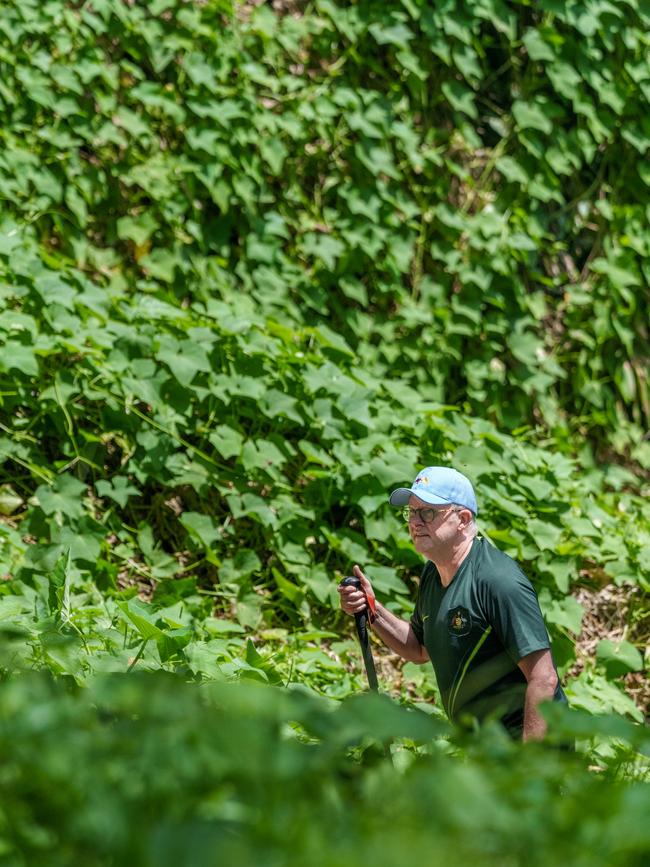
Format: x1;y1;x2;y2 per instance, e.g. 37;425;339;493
341;576;378;691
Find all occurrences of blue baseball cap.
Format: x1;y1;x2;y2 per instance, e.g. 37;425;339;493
389;466;478;515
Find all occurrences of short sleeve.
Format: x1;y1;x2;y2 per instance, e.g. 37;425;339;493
479;566;550;664
410;563;432;646
410;602;424;646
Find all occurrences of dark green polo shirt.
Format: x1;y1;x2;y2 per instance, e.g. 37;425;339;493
410;536;566;736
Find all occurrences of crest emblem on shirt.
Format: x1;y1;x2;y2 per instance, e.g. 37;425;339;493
447;606;472;636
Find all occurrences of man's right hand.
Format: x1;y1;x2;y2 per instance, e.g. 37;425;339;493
338;564;428;664
337;564;375;616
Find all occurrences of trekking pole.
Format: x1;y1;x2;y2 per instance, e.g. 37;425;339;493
341;575;378;692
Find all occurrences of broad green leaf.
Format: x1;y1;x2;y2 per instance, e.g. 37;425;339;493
368;22;413;48
0;341;39;376
367;565;408;596
180;512;220;548
496;156;528;185
35;475;87;518
140;248;179;282
596;639;644;677
301;233;345;270
539;590;583;634
441;80;477;118
526;518;563;551
95;476;139;508
547;62;582;99
568;674;644;722
273;567;304;604
219;550;262;583
156;336;211;387
116;212;159;246
209;425;244;459
259;389;302;423
522;29;555;62
117;598;164;641
298;440;333;466
512;100;553;134
302;565;331;603
590;258;638;289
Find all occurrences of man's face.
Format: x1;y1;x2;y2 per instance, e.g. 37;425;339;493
406;495;465;558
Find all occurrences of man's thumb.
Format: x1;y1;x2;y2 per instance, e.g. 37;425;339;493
352;565;376;620
352;564;371;590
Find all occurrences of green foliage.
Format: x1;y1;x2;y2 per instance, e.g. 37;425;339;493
0;0;648;718
0;673;648;867
1;0;649;446
0;3;648;860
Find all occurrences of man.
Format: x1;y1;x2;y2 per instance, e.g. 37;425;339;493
338;466;567;741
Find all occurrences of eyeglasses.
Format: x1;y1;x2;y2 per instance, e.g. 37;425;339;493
401;505;461;523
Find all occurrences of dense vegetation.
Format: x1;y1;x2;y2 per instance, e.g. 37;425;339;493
1;674;649;867
0;0;648;862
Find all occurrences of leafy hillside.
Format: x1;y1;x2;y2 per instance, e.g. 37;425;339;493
1;1;649;863
1;0;648;717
